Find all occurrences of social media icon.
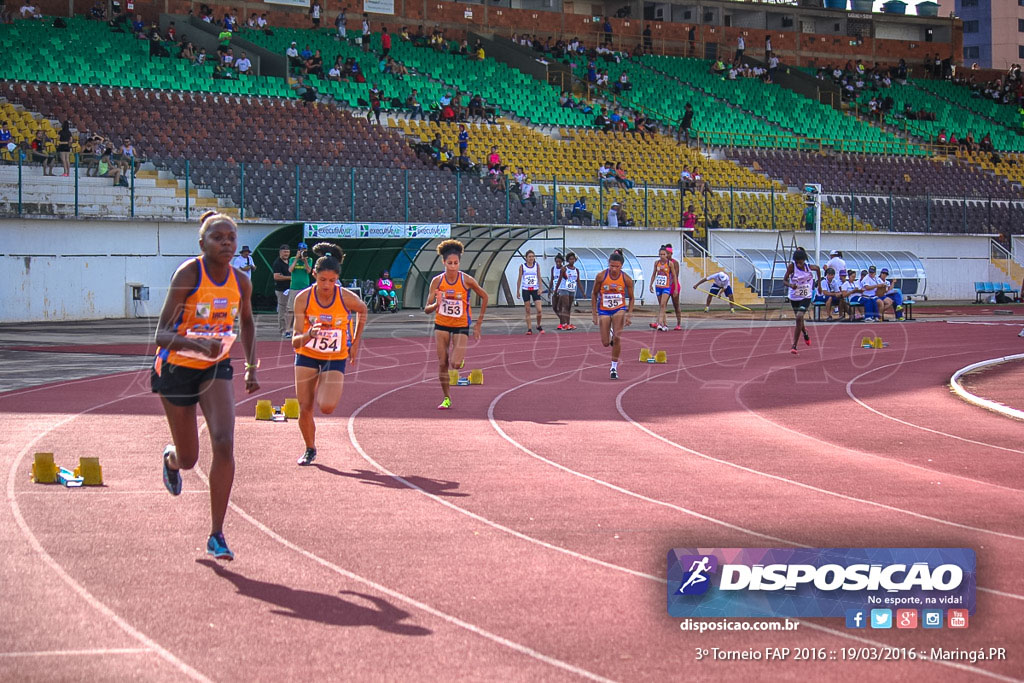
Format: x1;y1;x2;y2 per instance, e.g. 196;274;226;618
896;609;918;629
948;609;969;629
845;609;866;629
870;609;892;629
923;610;943;629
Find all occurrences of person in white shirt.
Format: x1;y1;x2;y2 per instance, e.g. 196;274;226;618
824;249;846;278
817;267;842;321
235;53;252;74
607;201;620;228
256;14;268;28
858;265;884;321
693;271;735;313
231;246;256;279
736;35;745;60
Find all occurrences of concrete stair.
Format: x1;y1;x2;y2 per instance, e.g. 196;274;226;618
683;255;764;307
0;166;242;220
992;257;1024;287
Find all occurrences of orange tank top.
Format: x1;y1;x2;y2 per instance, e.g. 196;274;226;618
161;257;241;370
433;272;471;328
597;269;627;312
654;260;673;289
296;285;351;361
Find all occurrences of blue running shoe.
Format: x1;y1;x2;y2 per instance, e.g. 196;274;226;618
206;533;234;561
162;445;181;496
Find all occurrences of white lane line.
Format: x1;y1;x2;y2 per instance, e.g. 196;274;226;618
950;354;1024;422
6;390;211;683
846;356;1024;455
0;648;151;658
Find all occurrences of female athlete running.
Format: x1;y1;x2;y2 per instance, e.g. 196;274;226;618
591;249;634;379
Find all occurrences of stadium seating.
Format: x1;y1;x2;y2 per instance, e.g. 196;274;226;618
914;79;1022;133
826;194;1024;234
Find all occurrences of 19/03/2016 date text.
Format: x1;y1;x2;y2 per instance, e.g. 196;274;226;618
695;647;1008;662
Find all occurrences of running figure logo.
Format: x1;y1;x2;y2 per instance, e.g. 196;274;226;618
676;555;718;595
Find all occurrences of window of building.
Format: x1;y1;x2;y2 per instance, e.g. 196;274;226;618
961;0;976;5
1020;18;1024;31
963;20;979;33
964;46;980;59
1020;45;1024;59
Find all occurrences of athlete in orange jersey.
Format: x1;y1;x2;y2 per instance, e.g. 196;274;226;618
152;211;259;561
424;239;488;410
291;243;367;465
590;249;635;380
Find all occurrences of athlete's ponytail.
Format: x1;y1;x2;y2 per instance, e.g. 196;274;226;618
198;210;235;238
312;242;344;274
609;249;625;264
437;239;464;260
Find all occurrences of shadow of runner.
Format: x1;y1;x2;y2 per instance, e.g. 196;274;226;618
312;465;469;497
196;559;432;636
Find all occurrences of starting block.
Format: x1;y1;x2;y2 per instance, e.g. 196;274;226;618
255;399;273;420
639;348;652;363
282;398;300;419
74;457;103;486
468;369;484;385
31;452;58;484
860;336;887;349
58;467;84;487
448;369;460;385
654;350;668;364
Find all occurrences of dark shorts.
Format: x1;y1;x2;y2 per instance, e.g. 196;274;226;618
710;285;733;298
789;298;812;312
295;354;347;373
434;324;469;335
151;359;233;407
522;289;541;302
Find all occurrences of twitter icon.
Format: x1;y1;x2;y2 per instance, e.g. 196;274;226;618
870;609;892;629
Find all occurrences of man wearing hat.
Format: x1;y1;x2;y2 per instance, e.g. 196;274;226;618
877;267;905;321
287;242;314;331
286;41;302;71
824;249;845;278
858;265;885;322
607;201;621;227
231;245;256;280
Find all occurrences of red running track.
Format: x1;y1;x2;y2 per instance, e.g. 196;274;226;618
1;321;1022;681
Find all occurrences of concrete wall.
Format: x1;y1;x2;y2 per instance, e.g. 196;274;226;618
1013;235;1024;265
0;219;279;323
707;229;993;300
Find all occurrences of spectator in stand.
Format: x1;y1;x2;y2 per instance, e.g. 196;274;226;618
305;48;323;77
180;42;195;61
291;75;317;103
642;25;652;52
519;177;538;207
603;16;612;46
88;1;105;20
768;53;779;82
327;58;343;81
607;200;621;227
299;44;313;61
858;265;884;321
614;162;634;189
257;13;268;30
235;51;252;74
309;0;321;28
816;267;841;320
598;161;615;188
361;13;370;52
194;47;208;66
31;128;54;176
679;166;694;195
0;120;13;163
677;102;693;145
682;204;697;232
613;71;631;93
97;150;125;186
468;93;484;119
56;119;72;177
335;8;347;39
570;196;592;225
708;214;722;229
286;41;301;71
457;124;469;157
131;13;145;37
381;26;391;56
980;132;993;153
231;245;256;280
405;89;423;118
735;34;744;61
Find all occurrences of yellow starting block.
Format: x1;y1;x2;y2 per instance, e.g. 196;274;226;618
74;457;103;486
31;452;58;484
861;336;886;349
654;350;668;364
448;369;460;385
639;348;652;363
282;398;300;419
255;399;274;420
468;369;484;385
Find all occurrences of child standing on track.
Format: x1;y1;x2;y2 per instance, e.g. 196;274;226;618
783;247;821;355
693;271;736;313
425;239;489;410
516;250;544;334
649;245;676;331
152;211;259;562
591;249;635;380
291;243;367;466
554;251;579;330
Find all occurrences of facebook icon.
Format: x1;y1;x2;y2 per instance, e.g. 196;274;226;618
845;609;866;629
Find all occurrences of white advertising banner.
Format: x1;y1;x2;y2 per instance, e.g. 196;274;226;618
304;223;451;239
363;0;395;14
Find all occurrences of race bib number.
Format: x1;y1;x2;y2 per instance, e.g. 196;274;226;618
441;297;464;318
793;285;811;299
177;330;236;361
566;279;577;292
523;273;538;289
305;328;342;353
655;274;669;287
602;293;624;309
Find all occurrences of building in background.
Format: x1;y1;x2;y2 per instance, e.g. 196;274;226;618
957;0;1024;69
